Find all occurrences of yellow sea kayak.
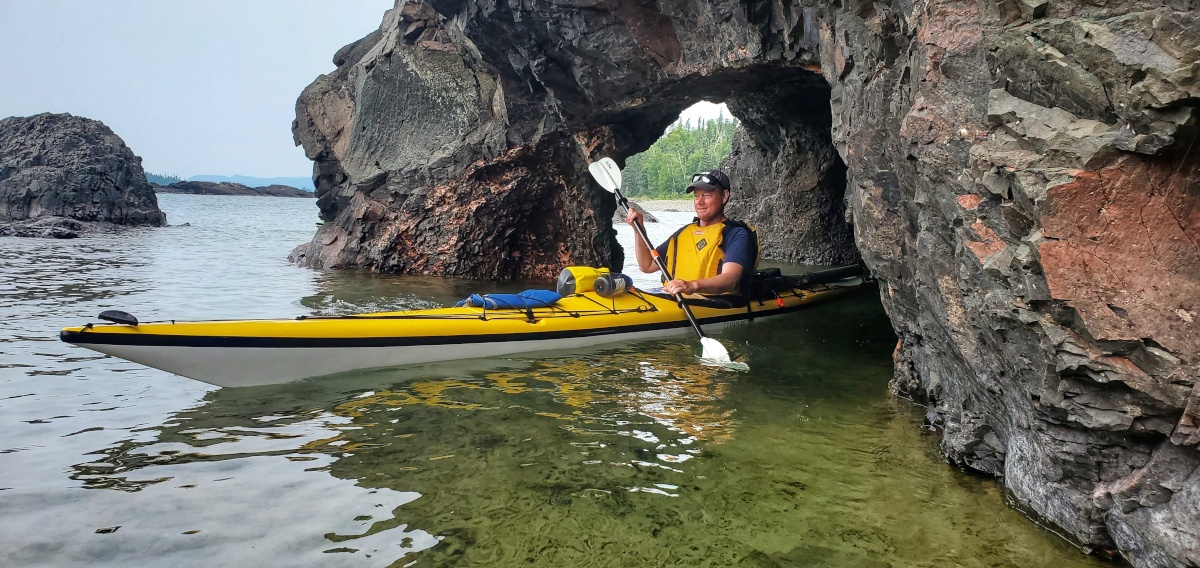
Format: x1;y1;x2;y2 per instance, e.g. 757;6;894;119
61;266;866;387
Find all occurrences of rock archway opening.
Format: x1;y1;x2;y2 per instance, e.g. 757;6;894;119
601;65;861;270
615;102;739;202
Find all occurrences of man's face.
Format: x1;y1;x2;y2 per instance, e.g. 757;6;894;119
692;187;728;224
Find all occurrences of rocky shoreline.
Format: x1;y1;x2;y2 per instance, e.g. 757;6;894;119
1;216;92;239
0;114;314;239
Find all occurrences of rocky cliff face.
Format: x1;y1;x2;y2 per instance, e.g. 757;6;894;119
0;113;165;236
288;3;619;277
833;1;1198;565
294;1;1197;564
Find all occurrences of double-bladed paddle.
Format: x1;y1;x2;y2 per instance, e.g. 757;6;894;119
588;157;743;368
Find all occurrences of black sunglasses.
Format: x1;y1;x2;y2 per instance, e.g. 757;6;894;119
691;173;727;190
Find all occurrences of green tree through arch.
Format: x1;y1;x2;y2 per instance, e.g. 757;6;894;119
622;113;737;199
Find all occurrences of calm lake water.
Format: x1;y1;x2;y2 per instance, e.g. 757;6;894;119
0;194;1103;567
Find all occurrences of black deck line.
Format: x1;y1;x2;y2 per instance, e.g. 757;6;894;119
60;297;832;349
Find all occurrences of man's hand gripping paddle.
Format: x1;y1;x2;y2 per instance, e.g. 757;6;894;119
588;157;747;370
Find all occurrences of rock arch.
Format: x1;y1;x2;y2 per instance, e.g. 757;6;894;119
289;2;860;276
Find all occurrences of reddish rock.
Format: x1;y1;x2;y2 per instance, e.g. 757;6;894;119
966;219;1006;262
956;194;983;210
1040;155;1199;356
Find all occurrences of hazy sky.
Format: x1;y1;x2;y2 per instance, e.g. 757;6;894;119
0;1;730;179
678;102;731;126
0;0;393;178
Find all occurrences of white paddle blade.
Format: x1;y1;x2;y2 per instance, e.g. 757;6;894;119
698;337;750;371
588;158;622;193
700;337;731;362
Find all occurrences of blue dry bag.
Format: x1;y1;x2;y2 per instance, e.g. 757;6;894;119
454;289;562;309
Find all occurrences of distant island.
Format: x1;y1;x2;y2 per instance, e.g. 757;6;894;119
146;172;315;190
152;180;314;198
189;174;314;190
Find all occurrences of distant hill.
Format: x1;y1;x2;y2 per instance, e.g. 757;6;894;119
188;174;314;190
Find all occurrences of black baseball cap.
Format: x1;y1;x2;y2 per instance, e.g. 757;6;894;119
686;169;731;193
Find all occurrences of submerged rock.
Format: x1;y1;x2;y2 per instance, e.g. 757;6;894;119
294;2;1198;564
0;216;86;239
0;113;165;235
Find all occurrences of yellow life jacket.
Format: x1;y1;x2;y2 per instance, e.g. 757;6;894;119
662;219;759;288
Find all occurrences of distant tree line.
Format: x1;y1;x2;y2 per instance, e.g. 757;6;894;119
621;114;738;199
146;172;183;185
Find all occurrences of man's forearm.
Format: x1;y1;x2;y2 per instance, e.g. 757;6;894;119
687;270;741;295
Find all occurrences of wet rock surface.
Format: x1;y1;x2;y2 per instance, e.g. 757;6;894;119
154;181;314;198
0;113;165;235
295;1;1198;564
836;0;1199;564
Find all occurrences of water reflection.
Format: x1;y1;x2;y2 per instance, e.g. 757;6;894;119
0;239;151;312
69;343;738;494
64;345;749;565
62;325;1101;567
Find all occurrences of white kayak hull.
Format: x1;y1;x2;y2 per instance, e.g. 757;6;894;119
83;322;735;388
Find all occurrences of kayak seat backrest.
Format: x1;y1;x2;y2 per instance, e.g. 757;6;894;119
747;265;865;300
747;268;791;300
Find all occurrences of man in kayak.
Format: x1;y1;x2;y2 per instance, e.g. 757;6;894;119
625;169;759;298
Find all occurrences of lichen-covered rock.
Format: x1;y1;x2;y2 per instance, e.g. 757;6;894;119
0;113;165;233
295;1;1198;564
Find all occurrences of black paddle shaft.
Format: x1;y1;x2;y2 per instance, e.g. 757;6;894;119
616;190;709;339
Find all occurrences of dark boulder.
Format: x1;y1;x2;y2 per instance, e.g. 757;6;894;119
0;113;165;235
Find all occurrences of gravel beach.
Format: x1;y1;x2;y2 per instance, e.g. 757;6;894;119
631;199;693;212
